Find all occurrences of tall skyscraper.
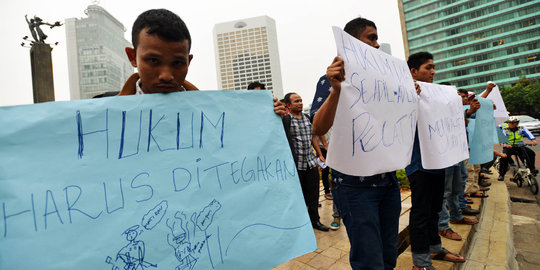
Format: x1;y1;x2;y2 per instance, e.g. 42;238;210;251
65;4;133;99
213;16;284;98
398;0;540;91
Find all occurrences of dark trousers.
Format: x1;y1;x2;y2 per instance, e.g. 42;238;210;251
409;171;445;255
298;166;321;224
333;183;401;269
499;146;536;176
320;148;330;194
481;154;496;170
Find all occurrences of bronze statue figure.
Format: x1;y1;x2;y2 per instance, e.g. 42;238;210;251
24;15;62;44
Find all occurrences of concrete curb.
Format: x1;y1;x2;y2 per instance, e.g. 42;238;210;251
459;179;518;270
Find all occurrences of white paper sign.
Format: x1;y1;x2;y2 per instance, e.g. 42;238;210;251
326;27;418;176
480;82;508;125
416;82;469;169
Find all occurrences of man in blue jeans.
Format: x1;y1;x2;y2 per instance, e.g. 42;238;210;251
312;17;401;269
438;161;478;242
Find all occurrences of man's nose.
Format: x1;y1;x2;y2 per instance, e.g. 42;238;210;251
159;66;174;82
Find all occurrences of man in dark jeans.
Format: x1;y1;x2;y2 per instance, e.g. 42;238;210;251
312;18;402;269
406;52;466;269
282;92;329;232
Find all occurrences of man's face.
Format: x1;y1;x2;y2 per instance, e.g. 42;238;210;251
356;26;380;49
458;92;469;105
411;59;435;83
287;94;303;114
508;122;519;129
126;28;193;93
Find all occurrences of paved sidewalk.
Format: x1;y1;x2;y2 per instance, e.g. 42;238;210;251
273;185;412;269
396;193;481;270
274;169;517;270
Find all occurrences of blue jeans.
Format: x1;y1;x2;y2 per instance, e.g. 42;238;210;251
438;163;464;231
332;182;401;269
459;161;468;209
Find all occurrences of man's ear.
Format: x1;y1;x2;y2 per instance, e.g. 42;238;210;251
125;47;137;68
410;68;418;78
188;54;193;66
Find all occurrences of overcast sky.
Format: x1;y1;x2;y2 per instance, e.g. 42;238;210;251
0;0;405;107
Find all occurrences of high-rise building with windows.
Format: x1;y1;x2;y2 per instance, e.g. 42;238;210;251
65;4;133;99
213;16;283;98
398;0;540;91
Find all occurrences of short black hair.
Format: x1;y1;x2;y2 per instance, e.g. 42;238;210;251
407;52;433;70
247;81;265;90
131;9;191;51
283;92;297;104
344;17;377;38
457;89;468;95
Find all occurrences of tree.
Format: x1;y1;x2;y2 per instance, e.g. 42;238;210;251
500;76;540;118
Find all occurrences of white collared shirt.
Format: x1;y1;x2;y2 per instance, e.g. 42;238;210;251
135;79;186;94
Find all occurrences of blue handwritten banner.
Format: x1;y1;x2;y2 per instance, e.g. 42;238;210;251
0;91;316;269
468;97;495;164
327;27;418;176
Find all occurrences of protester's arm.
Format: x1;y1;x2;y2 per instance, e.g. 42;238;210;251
465;98;480;116
319;135;329;151
480;82;496;98
313;57;345;136
494;150;507;158
312;134;325;162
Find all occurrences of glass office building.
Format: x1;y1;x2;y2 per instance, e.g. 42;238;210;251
65;4;133;99
398;0;540;91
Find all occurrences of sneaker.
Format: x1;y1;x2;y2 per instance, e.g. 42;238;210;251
330;217;340;230
498;175;504;181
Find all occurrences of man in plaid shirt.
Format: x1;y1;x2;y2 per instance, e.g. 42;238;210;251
282;92;329;231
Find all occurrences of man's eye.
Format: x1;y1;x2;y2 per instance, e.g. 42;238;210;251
173;60;186;67
148;58;158;64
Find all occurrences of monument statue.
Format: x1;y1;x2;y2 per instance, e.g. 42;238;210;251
24;15;62;45
22;15;62;103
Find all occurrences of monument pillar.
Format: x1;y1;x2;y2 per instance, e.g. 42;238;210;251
30;43;55;103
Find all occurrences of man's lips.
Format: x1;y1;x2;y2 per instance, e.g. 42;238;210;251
154;84;178;91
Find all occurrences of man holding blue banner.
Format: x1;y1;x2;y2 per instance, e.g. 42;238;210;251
118;9;285;117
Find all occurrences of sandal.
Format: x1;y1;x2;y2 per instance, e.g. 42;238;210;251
324;193;333;200
439;228;462;241
470;192;488;198
431;248;466;263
